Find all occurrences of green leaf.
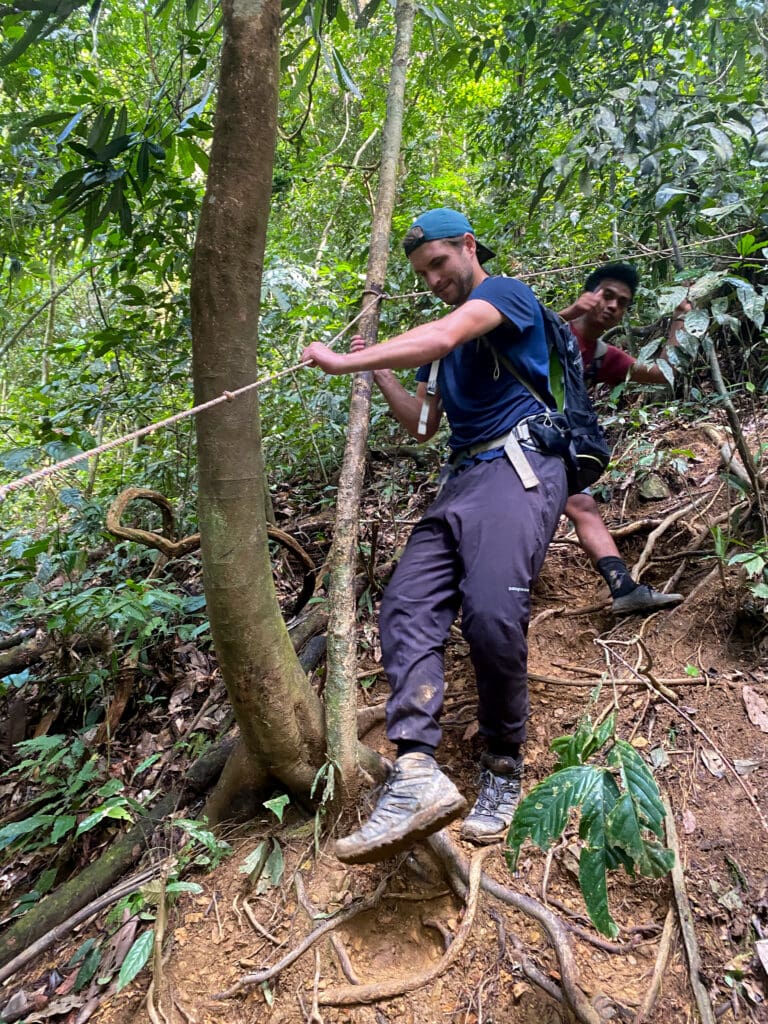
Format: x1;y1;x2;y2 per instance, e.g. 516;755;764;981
579;845;619;938
554;71;574;99
116;929;154;992
506;766;599;870
0;814;55;851
256;839;285;894
263;793;290;822
51;814;77;842
609;740;667;839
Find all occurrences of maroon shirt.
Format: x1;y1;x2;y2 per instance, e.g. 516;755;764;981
570;324;635;387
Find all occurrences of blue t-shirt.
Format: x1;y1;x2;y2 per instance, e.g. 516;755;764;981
416;276;553;452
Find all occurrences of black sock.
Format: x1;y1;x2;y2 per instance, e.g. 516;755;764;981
396;741;436;759
596;556;637;598
486;739;521;760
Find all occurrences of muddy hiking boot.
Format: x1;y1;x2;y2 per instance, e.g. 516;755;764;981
334;753;467;865
460;752;524;845
612;584;683;615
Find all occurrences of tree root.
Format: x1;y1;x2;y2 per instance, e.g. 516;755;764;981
633;905;676;1024
664;795;716;1024
214;872;392;998
427;831;609;1024
318;848;492;1005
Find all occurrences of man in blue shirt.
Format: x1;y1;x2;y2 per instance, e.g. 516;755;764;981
301;208;568;863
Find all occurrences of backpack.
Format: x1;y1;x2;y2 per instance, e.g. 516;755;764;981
492;301;611;494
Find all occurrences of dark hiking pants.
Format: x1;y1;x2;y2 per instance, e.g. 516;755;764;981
381;451;568;751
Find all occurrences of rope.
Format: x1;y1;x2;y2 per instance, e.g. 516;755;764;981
0;228;752;504
0;291;387;503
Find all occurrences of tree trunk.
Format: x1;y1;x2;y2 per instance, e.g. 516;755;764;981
190;0;326;812
324;0;417;802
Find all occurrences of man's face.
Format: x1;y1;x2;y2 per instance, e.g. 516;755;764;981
586;278;633;331
408;236;476;307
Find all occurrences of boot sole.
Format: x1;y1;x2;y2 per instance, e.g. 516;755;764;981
612;596;683;615
334;795;468;865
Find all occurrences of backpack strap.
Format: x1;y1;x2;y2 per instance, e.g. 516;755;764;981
417;358;441;436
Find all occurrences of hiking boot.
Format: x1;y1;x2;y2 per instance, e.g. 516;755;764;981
612;584;683;615
460;753;524;845
334;753;467;865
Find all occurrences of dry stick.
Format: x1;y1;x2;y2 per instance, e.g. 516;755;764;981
427;833;605;1024
0;861;168;985
663;796;717;1024
317;847;492;1006
529;672;707;689
600;642;768;832
214;874;391;998
633;906;676;1024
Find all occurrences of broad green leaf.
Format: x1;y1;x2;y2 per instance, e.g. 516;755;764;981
263;793;290;822
506;766;598;869
116;929;154;992
579;846;619;938
0;814;55;851
609;740;667;838
683;309;710;337
52;814;77;842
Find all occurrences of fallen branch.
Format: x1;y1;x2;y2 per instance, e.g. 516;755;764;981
318;848;491;1005
663;796;716;1024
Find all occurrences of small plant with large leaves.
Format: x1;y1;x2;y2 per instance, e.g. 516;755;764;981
505;712;674;937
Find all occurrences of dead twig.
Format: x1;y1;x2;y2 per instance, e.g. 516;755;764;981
663;796;717;1024
318;847;492;1005
242;898;283;945
633;905;676;1024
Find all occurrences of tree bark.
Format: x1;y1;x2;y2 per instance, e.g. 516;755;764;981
190;0;326;807
324;0;417;802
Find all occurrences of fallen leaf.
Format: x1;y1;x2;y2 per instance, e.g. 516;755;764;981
756;939;768;976
682;809;697;834
631;736;649;749
733;758;761;776
743;686;768;733
700;748;725;779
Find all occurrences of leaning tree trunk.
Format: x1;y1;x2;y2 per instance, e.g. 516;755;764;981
190;0;326;817
324;0;417;803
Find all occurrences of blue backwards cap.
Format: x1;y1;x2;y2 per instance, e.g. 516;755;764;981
403;207;496;264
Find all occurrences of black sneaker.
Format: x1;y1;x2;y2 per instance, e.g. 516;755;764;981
334;753;467;865
460;752;523;845
612;584;683;615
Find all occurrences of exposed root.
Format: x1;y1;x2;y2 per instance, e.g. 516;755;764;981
214;873;391;998
633;905;676;1024
664;795;717;1024
427;831;609;1024
317;847;492;1005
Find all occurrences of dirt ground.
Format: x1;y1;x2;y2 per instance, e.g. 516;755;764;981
12;420;768;1024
